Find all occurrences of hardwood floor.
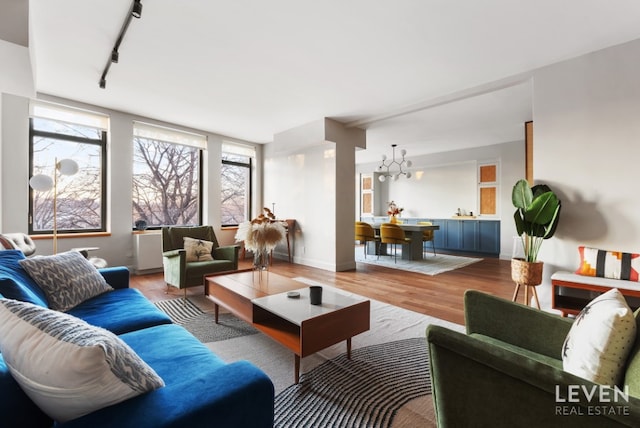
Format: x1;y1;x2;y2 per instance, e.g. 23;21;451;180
131;250;515;326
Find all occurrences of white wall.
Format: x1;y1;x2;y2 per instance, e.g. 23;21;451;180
264;143;337;270
0;36;35;238
0;40;35;98
265;118;364;271
357;141;525;259
533;38;640;309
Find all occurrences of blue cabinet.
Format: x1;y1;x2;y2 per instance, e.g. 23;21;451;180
461;220;478;251
430;219;446;249
359;217;501;256
445;220;462;250
437;219;500;256
478;220;500;254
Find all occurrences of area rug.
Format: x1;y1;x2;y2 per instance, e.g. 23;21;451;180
275;337;429;428
201;279;464;427
153;298;258;343
355;248;481;275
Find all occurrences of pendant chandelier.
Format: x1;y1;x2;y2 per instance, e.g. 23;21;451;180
377;144;412;182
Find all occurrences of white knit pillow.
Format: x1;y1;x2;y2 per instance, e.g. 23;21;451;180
0;299;164;422
562;288;636;385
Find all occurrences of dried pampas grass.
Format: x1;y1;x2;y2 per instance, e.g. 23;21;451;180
235;207;286;252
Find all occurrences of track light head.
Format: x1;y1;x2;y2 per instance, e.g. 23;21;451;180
132;0;142;18
111;50;119;63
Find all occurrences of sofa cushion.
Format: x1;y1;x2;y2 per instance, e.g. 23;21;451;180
0;352;52;428
66;288;172;335
185;260;235;282
562;288;636;385
575;245;640;281
58;324;275;428
19;251;113;311
0;250;48;307
184;237;214;262
0;299;165;422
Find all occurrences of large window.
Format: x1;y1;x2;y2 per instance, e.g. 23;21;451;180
221;143;253;226
132;122;205;228
29;103;108;234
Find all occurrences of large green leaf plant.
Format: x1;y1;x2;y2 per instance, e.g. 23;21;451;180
512;179;561;262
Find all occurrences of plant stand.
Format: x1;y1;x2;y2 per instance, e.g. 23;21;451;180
511;258;543;309
512;283;540;309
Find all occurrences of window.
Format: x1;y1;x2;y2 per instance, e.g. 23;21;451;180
29;102;108;234
132;122;205;228
221;143;254;226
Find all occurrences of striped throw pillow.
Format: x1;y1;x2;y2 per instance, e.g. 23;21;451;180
575;246;640;282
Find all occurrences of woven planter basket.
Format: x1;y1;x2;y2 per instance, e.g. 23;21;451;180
511;258;543;286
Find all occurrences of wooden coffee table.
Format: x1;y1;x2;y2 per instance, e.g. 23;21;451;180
205;270;370;383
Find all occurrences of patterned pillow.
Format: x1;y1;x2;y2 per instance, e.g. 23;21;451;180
562;288;636;385
0;299;164;422
19;251;113;311
575;246;640;281
183;237;214;262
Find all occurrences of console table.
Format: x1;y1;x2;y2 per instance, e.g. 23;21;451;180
551;271;640;316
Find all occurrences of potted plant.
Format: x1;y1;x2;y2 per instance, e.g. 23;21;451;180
511;179;561;286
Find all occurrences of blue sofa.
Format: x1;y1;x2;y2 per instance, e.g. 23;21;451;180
0;250;274;427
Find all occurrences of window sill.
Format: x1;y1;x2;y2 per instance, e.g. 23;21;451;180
31;232;111;240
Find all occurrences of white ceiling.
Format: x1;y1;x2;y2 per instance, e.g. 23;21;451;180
26;0;640;163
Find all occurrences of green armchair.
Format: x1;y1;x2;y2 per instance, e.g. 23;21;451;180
162;226;239;297
426;290;640;427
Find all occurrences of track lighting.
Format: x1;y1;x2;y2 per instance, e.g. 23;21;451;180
99;0;143;88
132;0;142;18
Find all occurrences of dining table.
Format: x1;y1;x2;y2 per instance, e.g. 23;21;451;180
368;222;440;261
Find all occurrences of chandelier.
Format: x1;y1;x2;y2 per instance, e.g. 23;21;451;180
377;144;412;182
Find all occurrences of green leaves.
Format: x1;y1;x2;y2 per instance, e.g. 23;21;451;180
512;179;561;262
512;179;533;209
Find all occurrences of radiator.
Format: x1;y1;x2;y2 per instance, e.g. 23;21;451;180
133;232;163;274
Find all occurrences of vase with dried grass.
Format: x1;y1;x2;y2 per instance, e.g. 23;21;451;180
235;208;286;271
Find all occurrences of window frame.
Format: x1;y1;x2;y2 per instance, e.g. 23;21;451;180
221;150;253;227
28;118;108;235
131;131;204;230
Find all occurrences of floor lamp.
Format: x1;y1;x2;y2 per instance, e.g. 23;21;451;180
29;158;79;254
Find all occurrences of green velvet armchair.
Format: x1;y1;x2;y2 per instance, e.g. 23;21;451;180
426;290;640;428
162;226;239;297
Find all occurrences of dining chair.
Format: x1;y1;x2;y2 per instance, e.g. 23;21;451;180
380;223;411;263
355;221;380;259
418;221;437;257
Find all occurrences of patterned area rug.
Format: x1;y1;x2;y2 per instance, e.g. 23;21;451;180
153;298;258;343
355;248;481;275
275;338;430;428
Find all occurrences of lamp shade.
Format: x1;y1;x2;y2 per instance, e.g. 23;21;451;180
57;159;79;176
29;174;54;191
